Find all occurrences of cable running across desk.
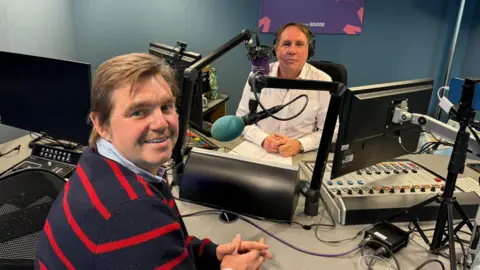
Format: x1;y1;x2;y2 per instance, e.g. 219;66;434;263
182;209;451;270
181;209;360;257
0;144;20;157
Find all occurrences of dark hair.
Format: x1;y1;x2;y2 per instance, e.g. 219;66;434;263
274;22;313;46
88;53;178;147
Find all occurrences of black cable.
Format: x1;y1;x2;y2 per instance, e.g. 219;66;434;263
0;144;21;157
290;221;332;229
29;132;80;150
315;224;368;244
455;233;467;270
472;121;480;132
468;125;480;148
398;130;455;155
252;78;310;121
414;259;445;270
360;239;401;270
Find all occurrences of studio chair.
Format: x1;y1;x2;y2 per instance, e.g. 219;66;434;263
308;60;347;152
0;168;65;269
308;60;348;85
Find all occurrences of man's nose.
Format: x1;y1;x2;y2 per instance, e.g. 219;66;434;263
287;46;297;55
149;109;168;131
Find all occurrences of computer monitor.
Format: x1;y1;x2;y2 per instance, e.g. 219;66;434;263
0;51;91;145
149;42;210;134
331;78;434;179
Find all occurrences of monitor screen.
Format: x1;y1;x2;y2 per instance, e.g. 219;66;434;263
0;51;91;145
331;78;434;179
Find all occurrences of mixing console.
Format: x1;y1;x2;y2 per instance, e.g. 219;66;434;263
186;128;218;151
306;160;446;197
300;159;480;225
2;143;81;179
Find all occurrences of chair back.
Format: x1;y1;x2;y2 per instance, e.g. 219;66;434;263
0;168;65;269
308;60;348;85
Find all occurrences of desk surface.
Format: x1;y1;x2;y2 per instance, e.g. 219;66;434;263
203;93;228;115
2;135;479;269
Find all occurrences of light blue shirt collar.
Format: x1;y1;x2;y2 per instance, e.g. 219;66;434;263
96;138;166;183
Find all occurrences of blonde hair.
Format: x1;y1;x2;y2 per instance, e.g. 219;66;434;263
88;53;178;148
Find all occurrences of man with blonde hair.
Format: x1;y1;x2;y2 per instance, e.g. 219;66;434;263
35;53;271;269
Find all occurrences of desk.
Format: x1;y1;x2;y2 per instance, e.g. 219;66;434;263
172;137;480;270
0;135;36;173
2;135;479;269
202;93;229;123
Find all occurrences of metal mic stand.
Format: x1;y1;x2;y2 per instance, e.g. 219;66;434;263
385;78;478;270
171;30;252;188
430;78;477;266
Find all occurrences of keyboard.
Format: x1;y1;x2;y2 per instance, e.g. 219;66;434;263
456;177;480;197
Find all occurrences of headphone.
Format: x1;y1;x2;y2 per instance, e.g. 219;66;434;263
272;23;316;59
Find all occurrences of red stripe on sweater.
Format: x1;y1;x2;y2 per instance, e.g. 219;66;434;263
63;182;98;252
185;236;194;245
76;164;111;219
199;239;211;257
162;198;175;209
95;222;180;253
154;248;188;270
63;181;181;254
44;220;75;270
136;175;153;196
104;159;138;200
38;258;48;270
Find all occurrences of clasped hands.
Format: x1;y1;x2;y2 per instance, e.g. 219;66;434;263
218;234;273;270
262;133;302;157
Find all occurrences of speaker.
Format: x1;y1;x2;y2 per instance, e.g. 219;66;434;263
179;148;300;223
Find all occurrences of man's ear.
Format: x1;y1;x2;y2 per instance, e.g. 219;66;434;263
90;112;111;141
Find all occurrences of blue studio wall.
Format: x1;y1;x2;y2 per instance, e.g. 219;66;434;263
73;0;476;116
0;0;77;143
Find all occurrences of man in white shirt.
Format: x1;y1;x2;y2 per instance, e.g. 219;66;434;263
236;22;337;157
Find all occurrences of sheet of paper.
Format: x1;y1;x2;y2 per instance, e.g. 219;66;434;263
229;141;292;165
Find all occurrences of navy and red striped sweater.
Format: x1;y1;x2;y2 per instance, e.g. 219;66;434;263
35;147;220;269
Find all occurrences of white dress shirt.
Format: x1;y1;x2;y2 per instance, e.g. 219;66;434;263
235;61;338;152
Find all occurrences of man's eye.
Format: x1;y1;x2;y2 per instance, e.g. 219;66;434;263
131;110;145;117
162;105;174;112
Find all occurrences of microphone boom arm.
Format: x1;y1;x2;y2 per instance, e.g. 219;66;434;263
391;106;480;156
249;72;347;216
172;29;253;186
248;72;347;97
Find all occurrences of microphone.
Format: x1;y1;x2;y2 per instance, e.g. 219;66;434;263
246;34;272;75
211;105;284;142
246;34;272;116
